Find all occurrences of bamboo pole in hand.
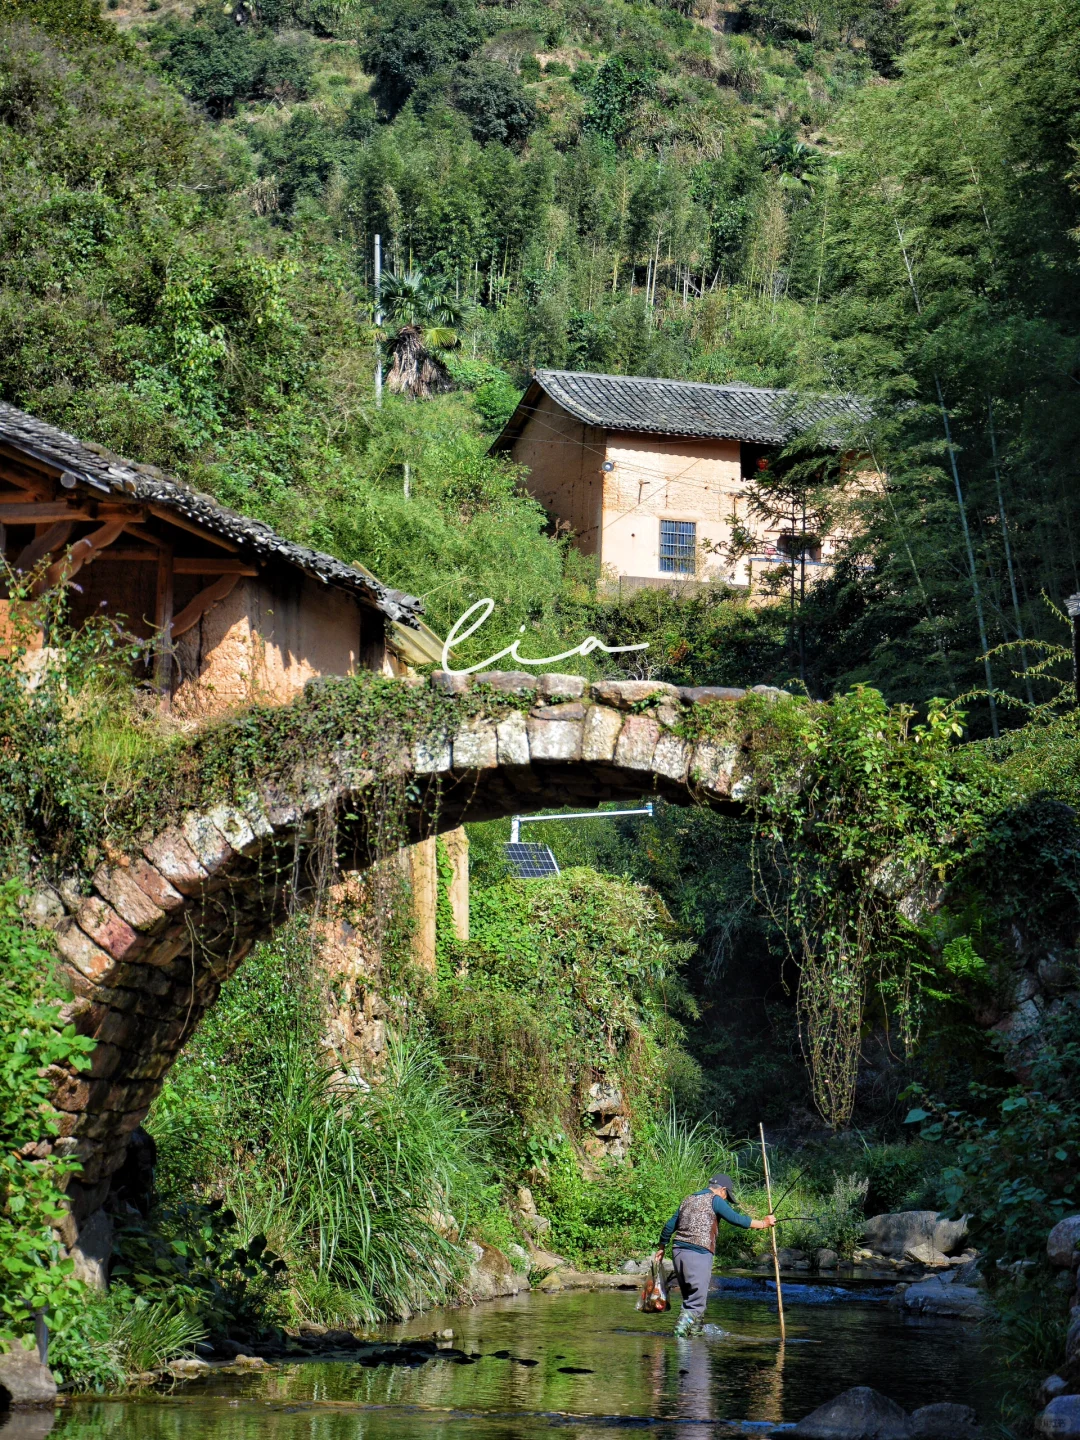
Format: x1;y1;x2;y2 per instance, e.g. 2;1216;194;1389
759;1122;786;1342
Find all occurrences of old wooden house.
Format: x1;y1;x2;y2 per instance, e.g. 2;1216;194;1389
0;401;445;710
0;400;461;983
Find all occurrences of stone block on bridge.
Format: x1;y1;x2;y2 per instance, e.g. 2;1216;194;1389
581;705;623;762
92;865;168;933
413;735;452;774
652;733;691;783
180;812;236;875
591;680;680;710
679;686;747;704
53;917;115;983
75;896;142;962
527;715;584;763
452;721;499;770
127;858;185;914
143;828;209;896
614;716;659;771
539;673;586;700
496;711;530;767
690;740;740;794
474;671;537;697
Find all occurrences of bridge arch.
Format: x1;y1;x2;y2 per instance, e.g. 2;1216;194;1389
41;671;782;1223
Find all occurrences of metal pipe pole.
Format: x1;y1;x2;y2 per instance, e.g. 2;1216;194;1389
374;233;383;409
514;805;654;827
1067;594;1080;705
759;1122;786;1342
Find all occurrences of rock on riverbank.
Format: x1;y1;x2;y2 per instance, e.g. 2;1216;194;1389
779;1385;983;1439
0;1342;57;1408
1035;1214;1080;1434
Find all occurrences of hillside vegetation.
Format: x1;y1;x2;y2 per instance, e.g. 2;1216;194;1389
1;0;1080;1418
2;0;1077;706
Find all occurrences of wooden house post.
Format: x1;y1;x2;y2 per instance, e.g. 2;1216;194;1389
154;544;174;700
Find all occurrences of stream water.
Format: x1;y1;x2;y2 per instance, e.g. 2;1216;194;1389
15;1274;996;1440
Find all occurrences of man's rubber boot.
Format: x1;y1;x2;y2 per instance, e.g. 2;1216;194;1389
674;1313;699;1338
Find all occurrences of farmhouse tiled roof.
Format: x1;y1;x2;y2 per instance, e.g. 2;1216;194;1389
0;401;423;627
494;369;867;449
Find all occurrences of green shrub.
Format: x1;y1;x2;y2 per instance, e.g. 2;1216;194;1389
540;1111;749;1268
451;60;537;147
906;1005;1080;1269
809;1173;870;1256
433;867;696;1136
361;0;485;115
150;11;315;117
6;0;112;41
0;882;95;1355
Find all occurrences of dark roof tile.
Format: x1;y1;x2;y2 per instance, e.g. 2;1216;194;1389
499;369;866;448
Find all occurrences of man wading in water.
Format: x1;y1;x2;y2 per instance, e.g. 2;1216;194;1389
655;1173;776;1337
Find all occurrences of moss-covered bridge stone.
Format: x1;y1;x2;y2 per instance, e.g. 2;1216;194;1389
34;670;783;1223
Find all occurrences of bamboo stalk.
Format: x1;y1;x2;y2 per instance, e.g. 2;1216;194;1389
759;1122;785;1342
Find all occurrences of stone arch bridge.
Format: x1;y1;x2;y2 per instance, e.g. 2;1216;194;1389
36;671;782;1232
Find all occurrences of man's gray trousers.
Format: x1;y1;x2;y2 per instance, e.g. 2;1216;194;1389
672;1245;713;1322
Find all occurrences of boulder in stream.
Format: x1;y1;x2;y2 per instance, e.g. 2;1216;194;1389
1037;1395;1080;1437
900;1275;986;1319
861;1213;967;1265
464;1242;529;1301
1048;1217;1080;1271
790;1385;911;1438
909;1401;982;1437
0;1344;57;1408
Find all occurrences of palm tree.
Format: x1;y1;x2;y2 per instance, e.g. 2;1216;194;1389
760;125;823;193
378;271;464;398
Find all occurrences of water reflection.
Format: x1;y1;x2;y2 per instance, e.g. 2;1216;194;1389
31;1278;995;1440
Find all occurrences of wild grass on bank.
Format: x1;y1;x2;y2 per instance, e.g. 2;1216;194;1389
148;929;496;1327
223;1035;484;1325
540;1110;745;1269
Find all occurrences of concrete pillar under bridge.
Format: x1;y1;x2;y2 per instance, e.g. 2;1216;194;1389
30;670;778;1259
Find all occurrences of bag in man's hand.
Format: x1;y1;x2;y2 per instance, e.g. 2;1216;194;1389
636;1259;669;1313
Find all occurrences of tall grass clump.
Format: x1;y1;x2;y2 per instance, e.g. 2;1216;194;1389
112;1299;208;1375
226;1034;483;1324
148;923;493;1326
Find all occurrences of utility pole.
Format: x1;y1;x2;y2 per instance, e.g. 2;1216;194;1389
374;233;383;409
1067;594;1080;705
403;461;411;500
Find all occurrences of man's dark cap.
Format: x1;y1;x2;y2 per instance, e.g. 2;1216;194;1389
709;1172;736;1199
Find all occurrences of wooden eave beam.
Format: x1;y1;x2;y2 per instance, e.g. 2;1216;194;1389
171;574;241;638
35;520;128;594
0;501;144;524
147;505;238;551
98;552;258;575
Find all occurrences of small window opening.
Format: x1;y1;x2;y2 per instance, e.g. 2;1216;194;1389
659;519;697;575
776;532;822;563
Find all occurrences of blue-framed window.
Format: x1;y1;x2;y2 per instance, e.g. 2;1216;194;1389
659;519;696;574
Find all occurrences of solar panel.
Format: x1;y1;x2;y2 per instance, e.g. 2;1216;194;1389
505;842;560;879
